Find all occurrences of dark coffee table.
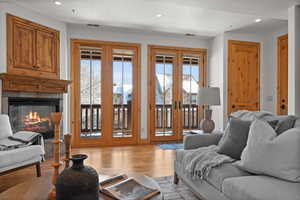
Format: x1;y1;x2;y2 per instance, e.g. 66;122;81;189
0;168;163;200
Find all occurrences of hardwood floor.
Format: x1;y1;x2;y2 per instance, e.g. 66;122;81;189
0;145;176;193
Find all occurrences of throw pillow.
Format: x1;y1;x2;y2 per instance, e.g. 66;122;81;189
217;118;252;160
275;116;297;134
264;115;297;134
239;119;300;182
218;118;278;160
0;115;13;140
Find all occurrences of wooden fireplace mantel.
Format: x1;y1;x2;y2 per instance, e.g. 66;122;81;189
0;73;72;94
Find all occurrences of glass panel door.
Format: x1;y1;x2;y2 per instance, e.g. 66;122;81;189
112;49;134;138
155;55;175;137
80;48;102;138
72;41;140;147
182;56;201;134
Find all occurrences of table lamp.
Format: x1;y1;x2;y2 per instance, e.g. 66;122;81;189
198;87;220;133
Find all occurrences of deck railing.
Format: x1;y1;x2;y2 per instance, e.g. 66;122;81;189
81;104;200;133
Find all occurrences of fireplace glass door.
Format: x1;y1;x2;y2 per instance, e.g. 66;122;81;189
8;98;59;139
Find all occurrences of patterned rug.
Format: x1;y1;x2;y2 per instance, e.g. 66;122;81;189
153;176;200;200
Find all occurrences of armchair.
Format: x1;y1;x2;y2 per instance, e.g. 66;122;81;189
0;114;44;177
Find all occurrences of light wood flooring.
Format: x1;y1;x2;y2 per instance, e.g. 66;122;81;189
0;145;176;193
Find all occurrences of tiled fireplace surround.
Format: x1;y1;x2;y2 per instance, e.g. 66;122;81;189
1;91;65;158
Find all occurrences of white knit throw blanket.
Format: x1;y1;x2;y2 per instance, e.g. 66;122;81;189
182;145;234;180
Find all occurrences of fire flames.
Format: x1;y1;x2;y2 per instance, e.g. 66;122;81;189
27;112;41;123
23;111;52;132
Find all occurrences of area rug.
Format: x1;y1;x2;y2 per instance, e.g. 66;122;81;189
154;176;199;200
157;143;184;150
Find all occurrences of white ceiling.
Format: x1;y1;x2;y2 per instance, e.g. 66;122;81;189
7;0;300;36
229;19;288;35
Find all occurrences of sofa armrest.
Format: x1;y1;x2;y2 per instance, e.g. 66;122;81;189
183;134;223;150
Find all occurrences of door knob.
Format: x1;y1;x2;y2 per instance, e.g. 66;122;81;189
232;105;236;109
174;101;177;109
280;104;286;110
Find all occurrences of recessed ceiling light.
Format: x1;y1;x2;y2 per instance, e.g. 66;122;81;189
54;1;62;5
255;18;262;23
156;13;163;18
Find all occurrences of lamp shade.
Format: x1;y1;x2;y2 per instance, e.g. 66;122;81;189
198;87;220;106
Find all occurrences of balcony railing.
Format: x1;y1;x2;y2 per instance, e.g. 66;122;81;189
81;104;101;133
80;104;201;133
182;104;200;129
155;104;200;130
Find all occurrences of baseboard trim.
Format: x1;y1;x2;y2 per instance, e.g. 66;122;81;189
139;138;150;145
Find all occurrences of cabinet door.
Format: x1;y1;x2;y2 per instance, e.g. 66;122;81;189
36;30;58;73
13;22;36;70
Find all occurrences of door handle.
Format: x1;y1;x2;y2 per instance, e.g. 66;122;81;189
174;101;177;110
232;104;236;109
280;104;286;110
33;65;40;69
179;101;182;109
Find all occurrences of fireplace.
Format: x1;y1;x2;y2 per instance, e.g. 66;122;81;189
7;97;60;139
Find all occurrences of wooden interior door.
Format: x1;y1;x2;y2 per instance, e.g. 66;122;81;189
277;34;288;115
36;30;58;73
71;40;140;147
228;40;260;114
148;45;207;142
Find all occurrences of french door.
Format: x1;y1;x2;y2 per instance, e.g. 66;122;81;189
148;45;207;142
71;39;140;147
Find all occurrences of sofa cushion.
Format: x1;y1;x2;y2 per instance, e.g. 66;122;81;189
222;176;300;200
218;118;277;160
0;115;13;140
294;118;300;128
205;162;251;191
0;145;44;169
176;147;209;163
176;150;251;191
239;119;300;182
264;115;298;134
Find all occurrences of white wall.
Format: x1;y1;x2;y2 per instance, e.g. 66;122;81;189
264;28;288;113
0;2;69;134
67;24;211;139
208;25;288;129
208;34;225;131
288;5;300;116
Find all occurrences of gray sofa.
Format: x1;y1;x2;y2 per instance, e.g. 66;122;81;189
174;116;300;200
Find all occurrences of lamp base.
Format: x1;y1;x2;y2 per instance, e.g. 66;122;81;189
200;109;215;133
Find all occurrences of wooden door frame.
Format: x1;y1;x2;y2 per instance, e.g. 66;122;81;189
277;34;288;114
147;45;207;143
227;40;261;114
71;39;141;148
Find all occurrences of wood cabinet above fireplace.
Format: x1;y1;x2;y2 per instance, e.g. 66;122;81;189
7;14;60;79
